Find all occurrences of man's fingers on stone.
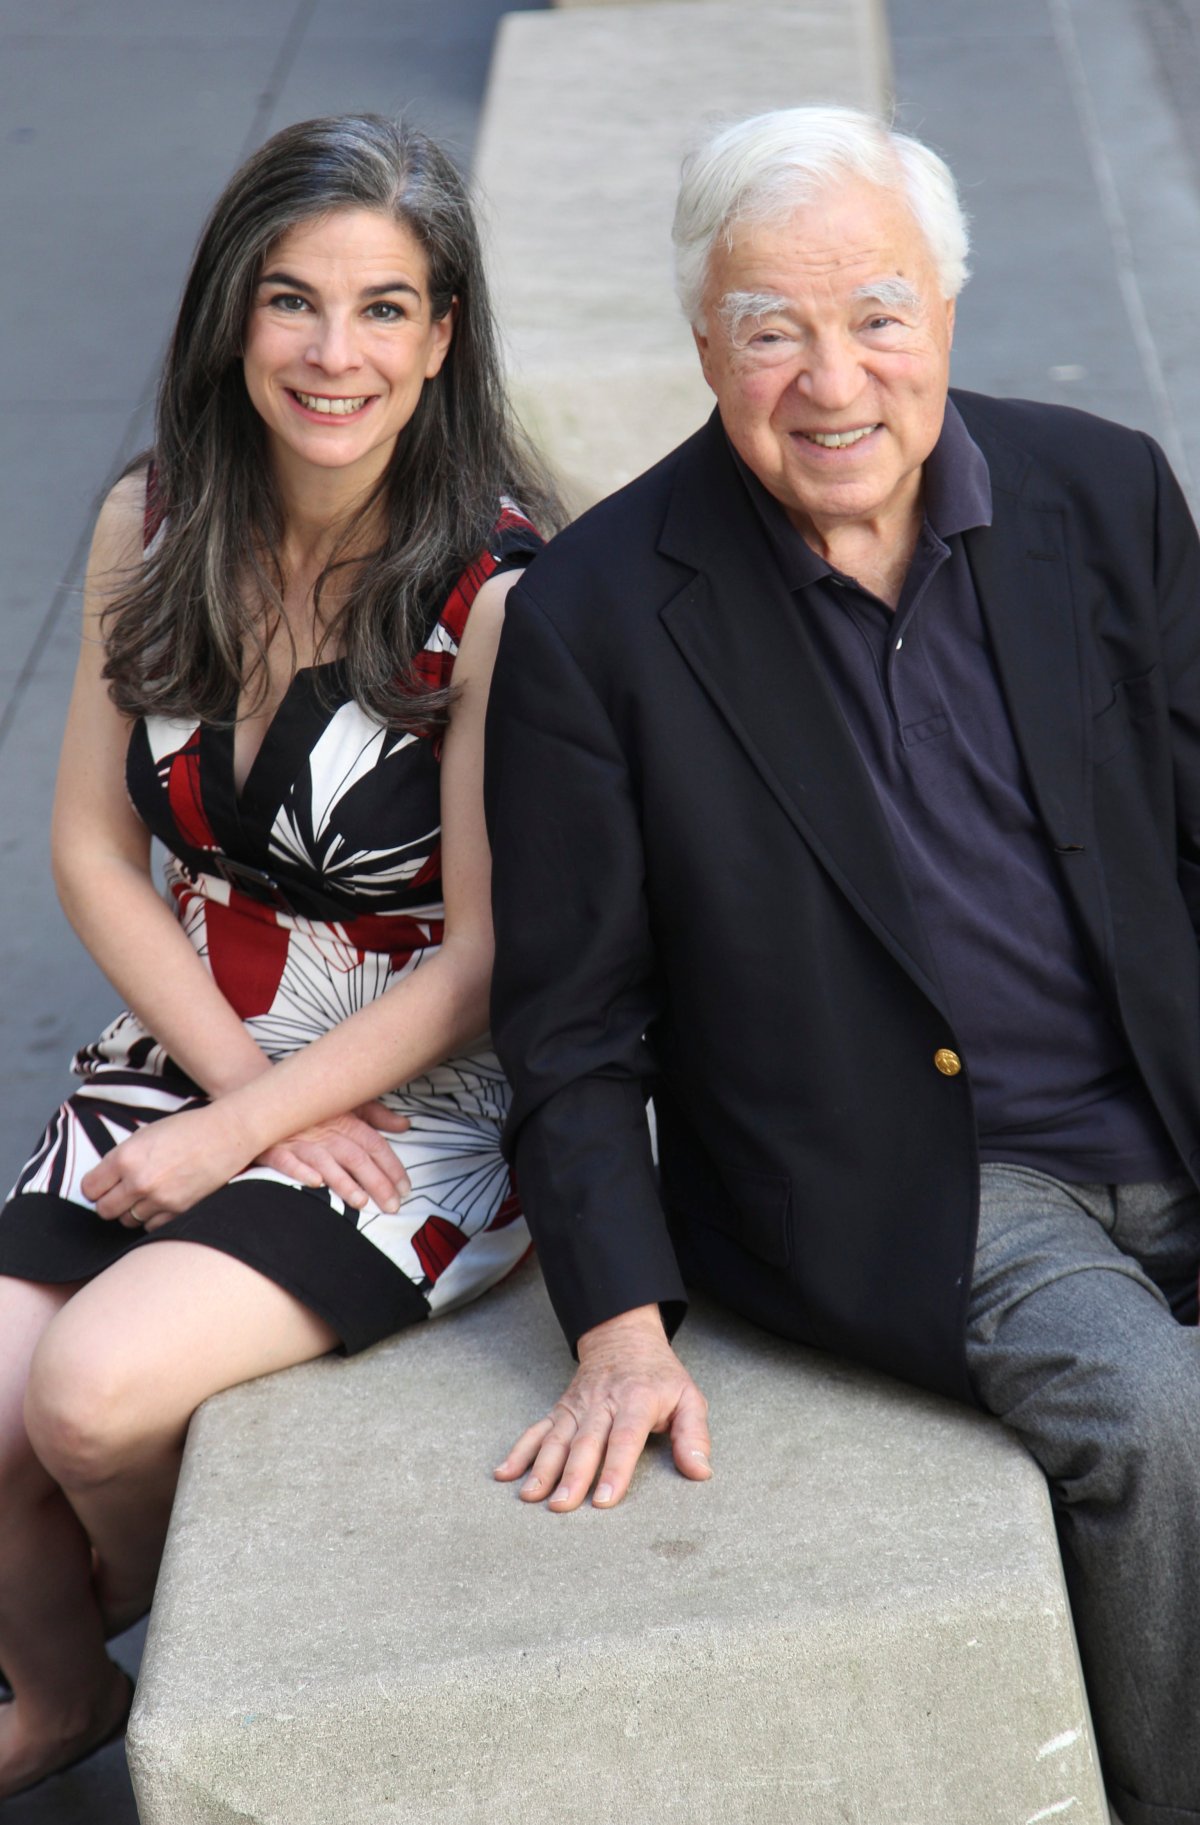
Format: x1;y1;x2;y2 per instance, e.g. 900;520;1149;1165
494;1416;554;1480
520;1419;577;1501
589;1411;656;1507
671;1383;713;1479
548;1426;611;1510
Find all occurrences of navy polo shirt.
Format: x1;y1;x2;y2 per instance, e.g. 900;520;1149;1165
735;400;1179;1184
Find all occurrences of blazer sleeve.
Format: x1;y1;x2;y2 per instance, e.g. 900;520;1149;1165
1147;435;1200;931
484;580;688;1352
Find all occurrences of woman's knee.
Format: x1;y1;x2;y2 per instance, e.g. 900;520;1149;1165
23;1317;170;1490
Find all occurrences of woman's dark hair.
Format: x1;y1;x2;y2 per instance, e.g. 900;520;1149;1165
102;114;564;727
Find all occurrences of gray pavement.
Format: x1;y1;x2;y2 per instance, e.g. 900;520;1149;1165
0;0;1195;1819
889;0;1200;499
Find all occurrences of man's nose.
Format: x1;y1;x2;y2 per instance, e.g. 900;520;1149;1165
305;314;363;373
796;336;863;410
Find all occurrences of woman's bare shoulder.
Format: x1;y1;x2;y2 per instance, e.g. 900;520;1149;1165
87;466;150;584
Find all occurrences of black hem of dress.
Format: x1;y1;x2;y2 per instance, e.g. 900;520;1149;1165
0;1184;430;1356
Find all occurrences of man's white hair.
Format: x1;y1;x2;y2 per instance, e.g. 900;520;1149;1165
673;106;971;330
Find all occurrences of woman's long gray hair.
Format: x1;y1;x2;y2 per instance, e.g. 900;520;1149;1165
102;114;564;728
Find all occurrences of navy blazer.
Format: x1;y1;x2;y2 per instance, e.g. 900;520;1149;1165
485;391;1200;1404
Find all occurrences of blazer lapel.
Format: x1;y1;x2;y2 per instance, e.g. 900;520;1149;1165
658;417;947;1010
965;492;1090;855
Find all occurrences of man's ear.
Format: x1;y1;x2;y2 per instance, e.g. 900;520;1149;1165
692;324;717;395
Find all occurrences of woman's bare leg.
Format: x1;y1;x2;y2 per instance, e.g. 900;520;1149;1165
0;1274;130;1797
24;1240;336;1668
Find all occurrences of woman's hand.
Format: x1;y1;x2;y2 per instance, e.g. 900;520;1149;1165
81;1102;412;1233
254;1104;411;1213
81;1102;258;1231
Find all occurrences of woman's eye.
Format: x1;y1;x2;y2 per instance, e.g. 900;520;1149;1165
365;300;405;322
268;293;310;313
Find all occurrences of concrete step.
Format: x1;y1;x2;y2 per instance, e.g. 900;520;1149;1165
473;0;890;510
127;1260;1108;1824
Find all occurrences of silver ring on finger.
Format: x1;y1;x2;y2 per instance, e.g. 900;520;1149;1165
128;1203;145;1224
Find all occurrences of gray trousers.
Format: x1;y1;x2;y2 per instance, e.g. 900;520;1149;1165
970;1164;1200;1825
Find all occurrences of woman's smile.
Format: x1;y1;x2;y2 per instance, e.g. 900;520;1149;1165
242;207;453;488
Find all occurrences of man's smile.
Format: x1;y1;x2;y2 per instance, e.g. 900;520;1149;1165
795;423;881;448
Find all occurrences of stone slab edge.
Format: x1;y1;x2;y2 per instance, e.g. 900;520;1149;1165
128;1269;1107;1825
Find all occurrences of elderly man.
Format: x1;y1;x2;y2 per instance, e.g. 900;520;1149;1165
484;107;1200;1824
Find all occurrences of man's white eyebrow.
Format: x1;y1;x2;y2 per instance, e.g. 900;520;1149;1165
851;278;923;313
718;290;795;337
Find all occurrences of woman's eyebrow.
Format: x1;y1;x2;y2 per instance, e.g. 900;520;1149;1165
257;271;422;302
258;270;314;290
361;280;421;300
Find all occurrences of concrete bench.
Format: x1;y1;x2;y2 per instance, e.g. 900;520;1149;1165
126;4;1111;1818
474;0;891;511
126;1258;1108;1823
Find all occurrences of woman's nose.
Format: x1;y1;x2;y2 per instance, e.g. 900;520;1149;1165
305;314;363;374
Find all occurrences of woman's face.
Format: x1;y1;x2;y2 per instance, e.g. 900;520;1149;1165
242;207;454;491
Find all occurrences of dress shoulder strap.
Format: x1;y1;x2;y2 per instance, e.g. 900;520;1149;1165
435;503;543;651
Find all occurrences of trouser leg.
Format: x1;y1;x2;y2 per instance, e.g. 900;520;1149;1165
966;1165;1200;1825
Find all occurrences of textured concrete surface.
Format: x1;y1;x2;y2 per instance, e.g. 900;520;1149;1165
474;0;890;510
128;1261;1107;1825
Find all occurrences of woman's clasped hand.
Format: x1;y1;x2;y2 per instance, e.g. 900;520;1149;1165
80;1100;413;1231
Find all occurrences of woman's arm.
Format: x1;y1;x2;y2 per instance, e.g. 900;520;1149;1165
82;567;521;1228
52;475;273;1100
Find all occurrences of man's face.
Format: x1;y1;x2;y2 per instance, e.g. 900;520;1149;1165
693;174;955;549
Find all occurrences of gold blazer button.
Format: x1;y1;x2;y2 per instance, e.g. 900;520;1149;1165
934;1048;962;1077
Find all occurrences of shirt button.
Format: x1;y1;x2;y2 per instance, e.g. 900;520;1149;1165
934;1048;962;1077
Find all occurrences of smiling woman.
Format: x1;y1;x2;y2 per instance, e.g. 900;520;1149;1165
0;114;563;1802
243;211;454;487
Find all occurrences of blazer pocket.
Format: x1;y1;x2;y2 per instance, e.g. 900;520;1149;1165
1091;667;1159;764
702;1165;793;1269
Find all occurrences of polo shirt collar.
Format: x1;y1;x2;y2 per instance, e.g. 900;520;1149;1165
730;394;994;589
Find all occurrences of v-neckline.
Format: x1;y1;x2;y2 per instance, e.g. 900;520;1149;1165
200;662;348;859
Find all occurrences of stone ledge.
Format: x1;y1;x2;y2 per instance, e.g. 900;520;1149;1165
128;1259;1108;1824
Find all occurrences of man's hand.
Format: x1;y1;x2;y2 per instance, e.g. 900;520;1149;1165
494;1304;712;1510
